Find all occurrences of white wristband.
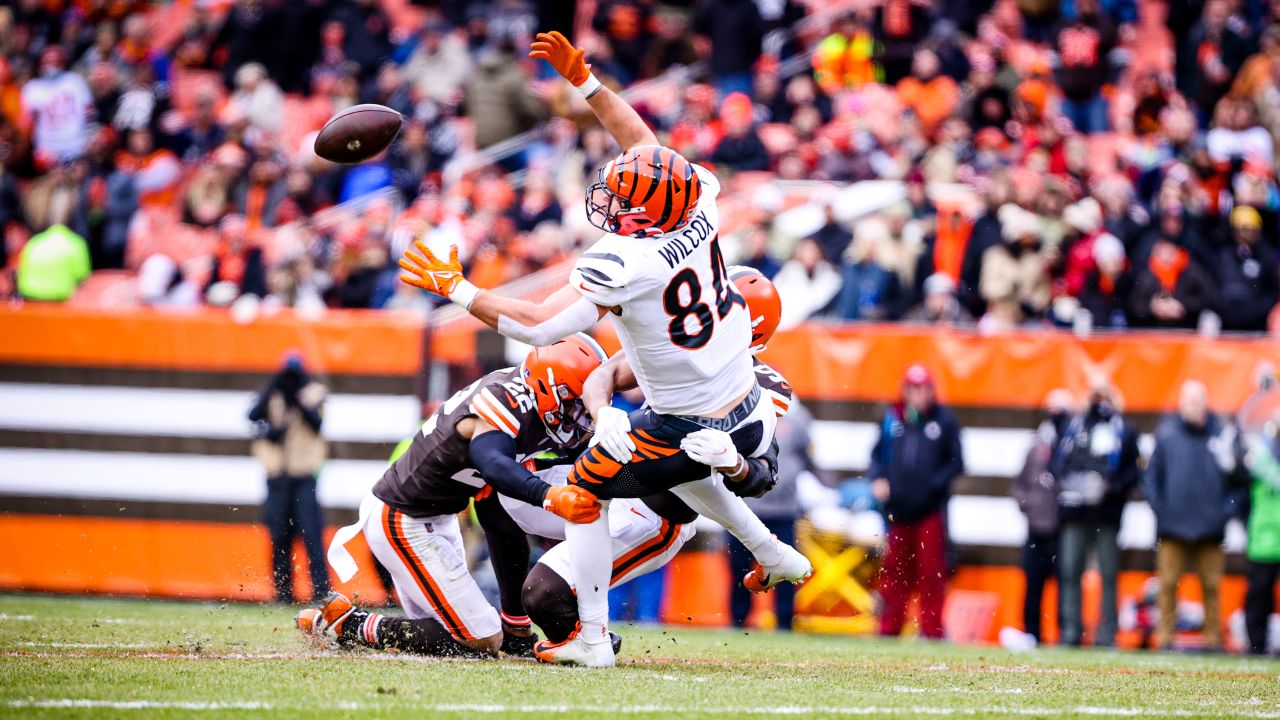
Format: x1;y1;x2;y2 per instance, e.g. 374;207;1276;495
576;72;603;100
450;279;479;310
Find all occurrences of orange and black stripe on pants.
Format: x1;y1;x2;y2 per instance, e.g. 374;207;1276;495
381;505;475;641
611;518;682;585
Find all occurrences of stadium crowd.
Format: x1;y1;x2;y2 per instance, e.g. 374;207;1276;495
1;0;1279;335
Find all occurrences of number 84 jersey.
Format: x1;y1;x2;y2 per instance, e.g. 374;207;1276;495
570;165;755;417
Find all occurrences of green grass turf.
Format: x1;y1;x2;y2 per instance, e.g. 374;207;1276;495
0;594;1276;719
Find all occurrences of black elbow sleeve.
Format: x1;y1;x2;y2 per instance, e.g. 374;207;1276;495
468;431;549;508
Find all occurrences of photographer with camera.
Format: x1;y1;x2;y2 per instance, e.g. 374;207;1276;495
248;352;330;604
1051;380;1140;647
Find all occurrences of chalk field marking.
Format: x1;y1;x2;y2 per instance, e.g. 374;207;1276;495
3;700;1278;718
11;642;151;649
0;614;35;621
4;700;272;711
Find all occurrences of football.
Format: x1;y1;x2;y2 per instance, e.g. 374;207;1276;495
313;103;403;164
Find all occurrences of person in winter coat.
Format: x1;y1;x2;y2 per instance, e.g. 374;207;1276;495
869;365;965;639
1242;396;1280;655
465;40;549;150
1216;206;1278;333
1128;237;1217;330
1052;381;1141;646
249;354;330;604
1014;389;1075;642
1076;232;1134;329
980;205;1052;328
1144;380;1244;651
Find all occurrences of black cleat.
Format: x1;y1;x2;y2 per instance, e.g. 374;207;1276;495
610;631;622;656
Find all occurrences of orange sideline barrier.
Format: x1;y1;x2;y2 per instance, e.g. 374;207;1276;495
757;325;1280;412
0;514;391;604
0;305;425;375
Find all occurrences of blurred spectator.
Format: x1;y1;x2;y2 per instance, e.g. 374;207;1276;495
1014;389;1074;643
959;173;1011;316
137;253;200;307
811;191;853;265
832;217;904;321
1216;206;1278;333
16;222;90;302
1051;0;1117;134
169;92;226;163
593;0;651;84
248;354;330;605
211;0;281;89
960;51;1011;132
712;92;769;172
1128;236;1217;330
641;7;699;80
694;0;764;97
1076;232;1134;329
870;365;964;640
1176;0;1255;123
21;45;93;164
115;128;181;209
1242;399;1280;656
403;22;470;105
979;206;1051;329
774;236;841;329
897;49;959;138
1144;379;1242;651
1052;382;1140;646
904;272;974;325
208;214;267;299
229;62;284;138
1060;198;1106;297
328;0;392;82
466;39;548;150
736;222;782;280
812;12;877;95
875;0;933;84
1206;98;1273;165
510;171;561;233
729;400;811;631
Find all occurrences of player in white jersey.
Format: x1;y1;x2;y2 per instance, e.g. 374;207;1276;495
397;30;809;666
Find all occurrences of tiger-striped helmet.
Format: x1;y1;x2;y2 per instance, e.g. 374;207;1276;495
586;145;702;238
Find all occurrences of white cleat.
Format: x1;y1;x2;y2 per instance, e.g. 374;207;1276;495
534;623;616;668
744;539;812;593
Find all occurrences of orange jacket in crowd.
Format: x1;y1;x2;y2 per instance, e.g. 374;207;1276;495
897;74;959;136
812;31;879;94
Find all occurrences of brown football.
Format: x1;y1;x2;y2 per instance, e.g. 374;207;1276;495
313;104;403;164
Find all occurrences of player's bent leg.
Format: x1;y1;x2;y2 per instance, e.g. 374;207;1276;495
534;501;615;668
669;477;812;591
361;497;505;656
296;591;494;657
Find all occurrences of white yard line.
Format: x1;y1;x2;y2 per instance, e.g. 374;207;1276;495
0;613;35;621
10;642;151;649
4;700;273;710
2;699;1277;718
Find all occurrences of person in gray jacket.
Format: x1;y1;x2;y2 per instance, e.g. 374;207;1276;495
1013;389;1074;642
728;400;811;630
1144;379;1245;651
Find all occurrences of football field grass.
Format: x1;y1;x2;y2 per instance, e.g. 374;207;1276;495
0;594;1276;719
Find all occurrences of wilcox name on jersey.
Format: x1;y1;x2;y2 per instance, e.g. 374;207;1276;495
655;213;716;270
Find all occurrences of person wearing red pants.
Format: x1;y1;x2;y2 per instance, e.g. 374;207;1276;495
869;365;964;639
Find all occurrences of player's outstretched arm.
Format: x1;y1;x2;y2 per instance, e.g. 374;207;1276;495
399;242;608;345
529;31;658;150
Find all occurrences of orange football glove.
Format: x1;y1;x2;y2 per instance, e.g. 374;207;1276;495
398;240;464;298
543;485;601;524
528;31;591;87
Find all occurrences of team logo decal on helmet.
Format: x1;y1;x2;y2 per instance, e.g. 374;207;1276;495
521;333;609;431
586;145;702;238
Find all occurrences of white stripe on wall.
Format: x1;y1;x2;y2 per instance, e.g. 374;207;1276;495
812;420;1156;478
0;384;419;443
0;448;382;509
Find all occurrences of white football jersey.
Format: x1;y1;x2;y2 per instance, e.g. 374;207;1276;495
569;165;755;416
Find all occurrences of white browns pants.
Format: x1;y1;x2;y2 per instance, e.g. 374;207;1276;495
534;498;697;590
360;494;501;642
